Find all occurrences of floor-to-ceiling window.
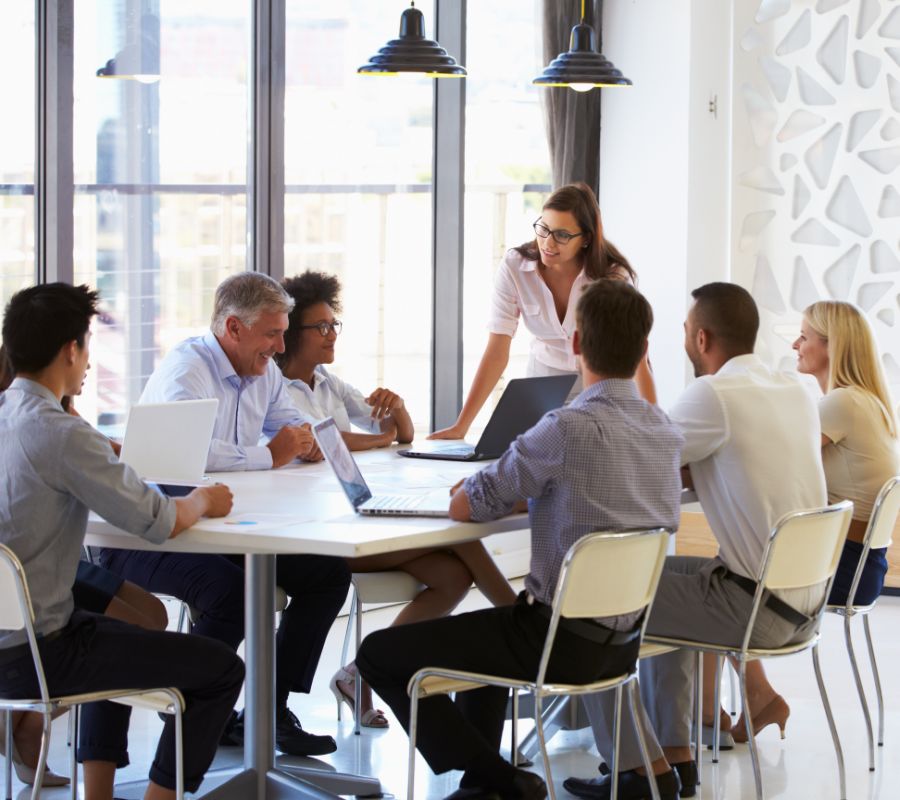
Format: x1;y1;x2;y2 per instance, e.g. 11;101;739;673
462;0;550;431
72;0;249;425
0;6;36;298
283;0;436;431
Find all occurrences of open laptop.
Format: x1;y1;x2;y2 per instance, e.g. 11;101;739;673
118;399;219;486
313;417;451;517
398;374;576;462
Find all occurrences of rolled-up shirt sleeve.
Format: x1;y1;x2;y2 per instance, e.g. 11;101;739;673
58;421;176;544
668;378;729;466
486;256;521;338
261;364;313;437
464;412;566;521
335;377;382;434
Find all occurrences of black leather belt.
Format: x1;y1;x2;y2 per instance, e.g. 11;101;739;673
0;628;64;666
725;572;811;627
524;593;642;646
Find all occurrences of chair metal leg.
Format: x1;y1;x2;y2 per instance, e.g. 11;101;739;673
511;690;519;767
728;659;737;716
69;707;78;800
610;685;622;800
844;615;875;771
738;659;764;800
407;684;421;800
354;592;363;736
174;700;185;800
30;712;52;800
534;693;556;800
176;602;188;634
812;644;847;800
862;615;885;747
4;709;12;800
628;681;661;800
692;652;703;765
712;656;722;763
340;585;357;669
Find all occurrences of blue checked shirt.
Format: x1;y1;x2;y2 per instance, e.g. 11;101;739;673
464;379;683;627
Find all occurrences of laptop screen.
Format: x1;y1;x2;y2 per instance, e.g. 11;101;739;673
313;418;373;509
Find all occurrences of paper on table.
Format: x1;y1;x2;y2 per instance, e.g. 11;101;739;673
192;513;313;533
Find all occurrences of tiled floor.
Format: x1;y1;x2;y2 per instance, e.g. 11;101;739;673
5;590;900;799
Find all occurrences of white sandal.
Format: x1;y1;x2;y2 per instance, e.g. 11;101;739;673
328;666;389;728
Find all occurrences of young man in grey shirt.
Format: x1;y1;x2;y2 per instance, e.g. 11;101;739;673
0;283;244;800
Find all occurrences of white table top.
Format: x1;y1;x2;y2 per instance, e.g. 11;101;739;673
86;445;528;558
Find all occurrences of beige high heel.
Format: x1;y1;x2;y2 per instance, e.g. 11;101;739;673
732;695;790;743
0;714;70;787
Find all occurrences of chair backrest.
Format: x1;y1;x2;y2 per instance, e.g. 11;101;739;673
534;529;671;687
0;542;52;703
865;475;900;551
760;500;853;591
0;543;30;632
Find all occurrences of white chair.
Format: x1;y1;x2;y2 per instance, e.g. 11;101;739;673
0;543;186;800
338;572;424;734
406;528;672;800
825;475;900;772
646;500;854;800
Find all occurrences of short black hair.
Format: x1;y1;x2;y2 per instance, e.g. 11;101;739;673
690;282;759;356
0;344;12;391
576;280;653;378
279;271;342;368
2;283;100;373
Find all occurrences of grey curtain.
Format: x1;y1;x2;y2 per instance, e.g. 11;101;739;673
540;0;604;194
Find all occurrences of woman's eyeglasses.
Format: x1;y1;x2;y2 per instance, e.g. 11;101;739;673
299;320;342;337
533;219;583;245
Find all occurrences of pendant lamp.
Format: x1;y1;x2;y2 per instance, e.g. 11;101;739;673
96;12;160;83
533;0;631;91
358;2;466;78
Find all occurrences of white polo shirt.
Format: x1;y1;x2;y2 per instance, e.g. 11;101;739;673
669;354;828;612
487;250;589;373
283;365;381;434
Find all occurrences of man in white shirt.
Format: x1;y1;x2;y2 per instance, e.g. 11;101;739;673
567;283;827;800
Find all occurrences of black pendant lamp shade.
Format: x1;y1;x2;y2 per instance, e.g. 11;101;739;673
358;3;466;78
97;12;161;83
533;22;631;91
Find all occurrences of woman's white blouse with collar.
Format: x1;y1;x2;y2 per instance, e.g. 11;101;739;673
487;249;588;373
283;365;381;434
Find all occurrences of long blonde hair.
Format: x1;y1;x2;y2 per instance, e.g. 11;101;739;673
804;301;897;438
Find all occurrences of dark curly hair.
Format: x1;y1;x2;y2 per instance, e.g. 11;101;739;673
278;271;343;368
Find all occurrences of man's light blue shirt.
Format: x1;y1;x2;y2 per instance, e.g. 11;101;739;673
140;332;311;472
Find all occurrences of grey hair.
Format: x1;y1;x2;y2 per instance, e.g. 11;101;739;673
211;273;294;336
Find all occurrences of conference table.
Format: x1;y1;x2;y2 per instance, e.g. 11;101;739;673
85;445;530;800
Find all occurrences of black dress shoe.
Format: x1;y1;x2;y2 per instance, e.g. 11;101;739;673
219;709;244;747
671;761;697;798
508;769;548;800
275;707;337;757
563;768;681;800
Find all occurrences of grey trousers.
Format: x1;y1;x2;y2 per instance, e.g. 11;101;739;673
582;556;819;771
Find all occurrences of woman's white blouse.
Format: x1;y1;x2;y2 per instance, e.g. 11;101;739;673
284;365;381;434
487;249;589;373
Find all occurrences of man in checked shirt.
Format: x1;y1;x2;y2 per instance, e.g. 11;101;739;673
358;280;684;800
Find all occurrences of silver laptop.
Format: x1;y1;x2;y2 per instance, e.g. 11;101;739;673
313;417;451;517
119;399;219;485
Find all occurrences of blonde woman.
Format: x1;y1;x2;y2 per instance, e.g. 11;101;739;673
708;301;900;743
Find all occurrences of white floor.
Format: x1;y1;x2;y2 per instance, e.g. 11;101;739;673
5;589;900;800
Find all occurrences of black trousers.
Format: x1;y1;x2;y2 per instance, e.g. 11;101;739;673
0;610;244;792
357;594;640;776
98;549;351;705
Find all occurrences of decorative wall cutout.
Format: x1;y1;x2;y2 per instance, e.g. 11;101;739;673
826;175;873;235
878;184;900;216
760;55;793;100
857;0;881;38
817;15;849;81
733;0;900;416
780;10;813;55
847;109;881;149
797;66;838;102
871;239;900;273
791;256;821;309
854;49;882;86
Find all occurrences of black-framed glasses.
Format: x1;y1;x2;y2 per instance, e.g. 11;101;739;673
533;218;583;245
299;320;342;337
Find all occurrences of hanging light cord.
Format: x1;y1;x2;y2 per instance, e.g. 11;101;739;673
580;0;585;23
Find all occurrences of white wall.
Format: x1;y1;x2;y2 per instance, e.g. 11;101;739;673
600;0;732;407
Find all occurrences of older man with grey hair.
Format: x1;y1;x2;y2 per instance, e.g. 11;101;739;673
98;271;352;758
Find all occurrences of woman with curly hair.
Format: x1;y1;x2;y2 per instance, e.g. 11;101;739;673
278;271;517;729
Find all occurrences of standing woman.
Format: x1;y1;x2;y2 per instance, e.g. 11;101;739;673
431;182;656;440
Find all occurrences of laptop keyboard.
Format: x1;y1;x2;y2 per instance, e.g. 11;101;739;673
365;495;424;511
